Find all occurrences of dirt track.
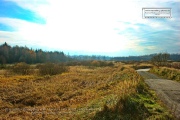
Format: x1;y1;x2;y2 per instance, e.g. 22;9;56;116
137;69;180;119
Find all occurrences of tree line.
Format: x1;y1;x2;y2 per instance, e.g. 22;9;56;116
0;42;69;65
111;53;180;61
0;42;180;66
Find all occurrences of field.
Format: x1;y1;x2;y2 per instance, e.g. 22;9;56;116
0;62;174;119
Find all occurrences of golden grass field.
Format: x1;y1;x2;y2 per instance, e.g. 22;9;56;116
0;62;174;119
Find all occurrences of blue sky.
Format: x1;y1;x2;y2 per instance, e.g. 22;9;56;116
0;0;179;56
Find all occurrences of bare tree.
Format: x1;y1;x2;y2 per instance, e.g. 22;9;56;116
151;53;170;67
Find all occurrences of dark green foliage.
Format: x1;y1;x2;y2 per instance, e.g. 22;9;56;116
38;63;68;75
0;42;68;64
12;62;32;75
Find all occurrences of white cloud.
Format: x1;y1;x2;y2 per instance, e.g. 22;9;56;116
1;0;179;55
1;1;142;52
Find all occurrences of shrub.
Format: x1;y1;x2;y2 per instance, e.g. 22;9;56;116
12;62;31;75
38;63;68;75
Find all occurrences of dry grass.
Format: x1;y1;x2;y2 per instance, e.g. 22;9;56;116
0;63;140;119
150;66;180;82
0;63;173;119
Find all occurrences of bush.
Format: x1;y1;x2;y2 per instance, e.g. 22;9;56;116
38;63;68;75
12;62;31;75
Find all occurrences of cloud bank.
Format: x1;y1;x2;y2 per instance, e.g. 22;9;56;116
0;0;179;56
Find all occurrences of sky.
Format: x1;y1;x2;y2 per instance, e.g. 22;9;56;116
0;0;179;56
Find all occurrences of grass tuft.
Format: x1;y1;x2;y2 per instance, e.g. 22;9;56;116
150;66;180;81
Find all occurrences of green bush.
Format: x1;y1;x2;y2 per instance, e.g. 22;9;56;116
12;62;31;75
38;63;68;75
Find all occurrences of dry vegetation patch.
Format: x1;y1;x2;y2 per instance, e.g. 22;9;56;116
0;63;173;119
150;67;180;81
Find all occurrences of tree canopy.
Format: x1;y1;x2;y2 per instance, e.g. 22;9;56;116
0;42;68;64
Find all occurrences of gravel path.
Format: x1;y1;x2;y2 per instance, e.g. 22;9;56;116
137;69;180;119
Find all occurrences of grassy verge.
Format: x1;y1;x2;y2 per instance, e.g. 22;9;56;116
150;67;180;82
92;80;174;120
